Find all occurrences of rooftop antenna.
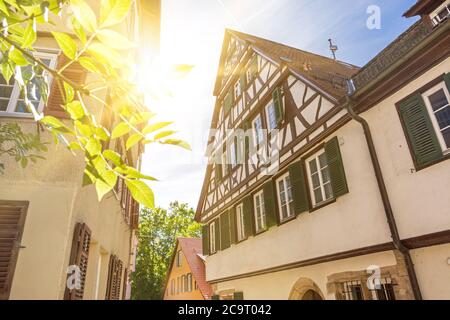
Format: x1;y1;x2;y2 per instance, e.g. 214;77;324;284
328;38;338;60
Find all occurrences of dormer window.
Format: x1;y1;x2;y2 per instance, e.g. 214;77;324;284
234;81;241;99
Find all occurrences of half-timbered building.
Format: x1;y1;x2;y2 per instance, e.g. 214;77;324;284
196;0;450;300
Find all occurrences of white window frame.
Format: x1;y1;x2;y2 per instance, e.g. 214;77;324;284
236;203;245;241
422;82;450;153
276;172;295;221
0;51;58;118
253;190;266;232
252;114;264;146
265;101;277;132
306;149;334;207
209;222;216;253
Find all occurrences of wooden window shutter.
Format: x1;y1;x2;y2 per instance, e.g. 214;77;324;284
219;212;230;250
0;201;28;300
325;137;349;198
224;90;233;115
122;268;128;300
229;207;237;244
45;54;87;118
233;291;244;300
263;181;278;227
250;55;258;77
239;72;247;91
445;73;450;91
398;93;443;167
288;161;310;215
105;255;123;300
64;222;92;300
272;87;284;125
214;219;221;252
215;163;222;183
202;225;210;256
130;199;140;229
242;196;255;237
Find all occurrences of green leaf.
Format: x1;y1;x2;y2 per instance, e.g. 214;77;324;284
0;0;9;16
78;56;102;74
85;137;101;156
111;121;130;139
95;126;110;141
126;133;143;150
97;29;136;50
66;101;85;120
51;31;77;60
40;115;66;129
75;121;93;137
103;149;123;167
71;16;87;43
125;179;154;208
9;48;28;66
142;122;172;135
123;166;157;181
87;43;124;68
64;82;74;103
22;21;37;48
1;62;14;84
100;0;132;28
160;139;191;151
70;0;98;32
154;130;177;140
95;169;117;201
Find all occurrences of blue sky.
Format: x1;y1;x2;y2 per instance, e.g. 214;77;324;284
141;0;418;209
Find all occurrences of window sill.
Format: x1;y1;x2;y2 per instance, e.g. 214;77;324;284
415;153;450;172
0;112;35;119
309;198;337;213
278;215;297;226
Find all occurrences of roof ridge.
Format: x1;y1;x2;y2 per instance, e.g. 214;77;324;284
227;29;359;68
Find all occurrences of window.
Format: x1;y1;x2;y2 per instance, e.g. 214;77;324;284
369;277;396;300
176;250;182;267
170;279;175;295
246;68;253;85
342;280;364;300
423;82;450;152
430;1;450;26
234;81;241;99
0;51;57;117
209;222;216;253
252;114;264;146
276;173;295;220
253;191;266;232
230;138;238;168
306;150;333;206
266;101;277;131
186;273;193;292
236;203;245;241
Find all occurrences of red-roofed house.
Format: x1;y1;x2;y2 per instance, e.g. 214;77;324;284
163;238;213;300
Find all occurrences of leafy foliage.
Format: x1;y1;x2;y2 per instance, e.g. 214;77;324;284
131;202;201;300
0;0;190;207
0;122;47;173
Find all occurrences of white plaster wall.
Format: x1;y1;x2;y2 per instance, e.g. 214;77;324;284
214;251;396;300
207;120;392;281
362;57;450;239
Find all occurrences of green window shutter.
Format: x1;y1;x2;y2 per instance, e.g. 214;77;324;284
233;291;244;300
215;164;222;183
229;207;237;244
288;161;309;214
243;196;255;237
272;87;284;125
399;94;442;167
250;55;258;76
212;295;220;300
214;219;221;252
202;225;210;256
220;213;230;250
224;90;233;115
445;73;450;91
240;72;247;91
325;137;349;198
263;181;278;227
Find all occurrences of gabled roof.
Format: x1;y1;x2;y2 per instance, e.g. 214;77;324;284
196;30;359;221
164;238;213;299
215;29;360;100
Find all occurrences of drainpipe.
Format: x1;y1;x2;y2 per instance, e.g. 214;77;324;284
342;93;422;300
